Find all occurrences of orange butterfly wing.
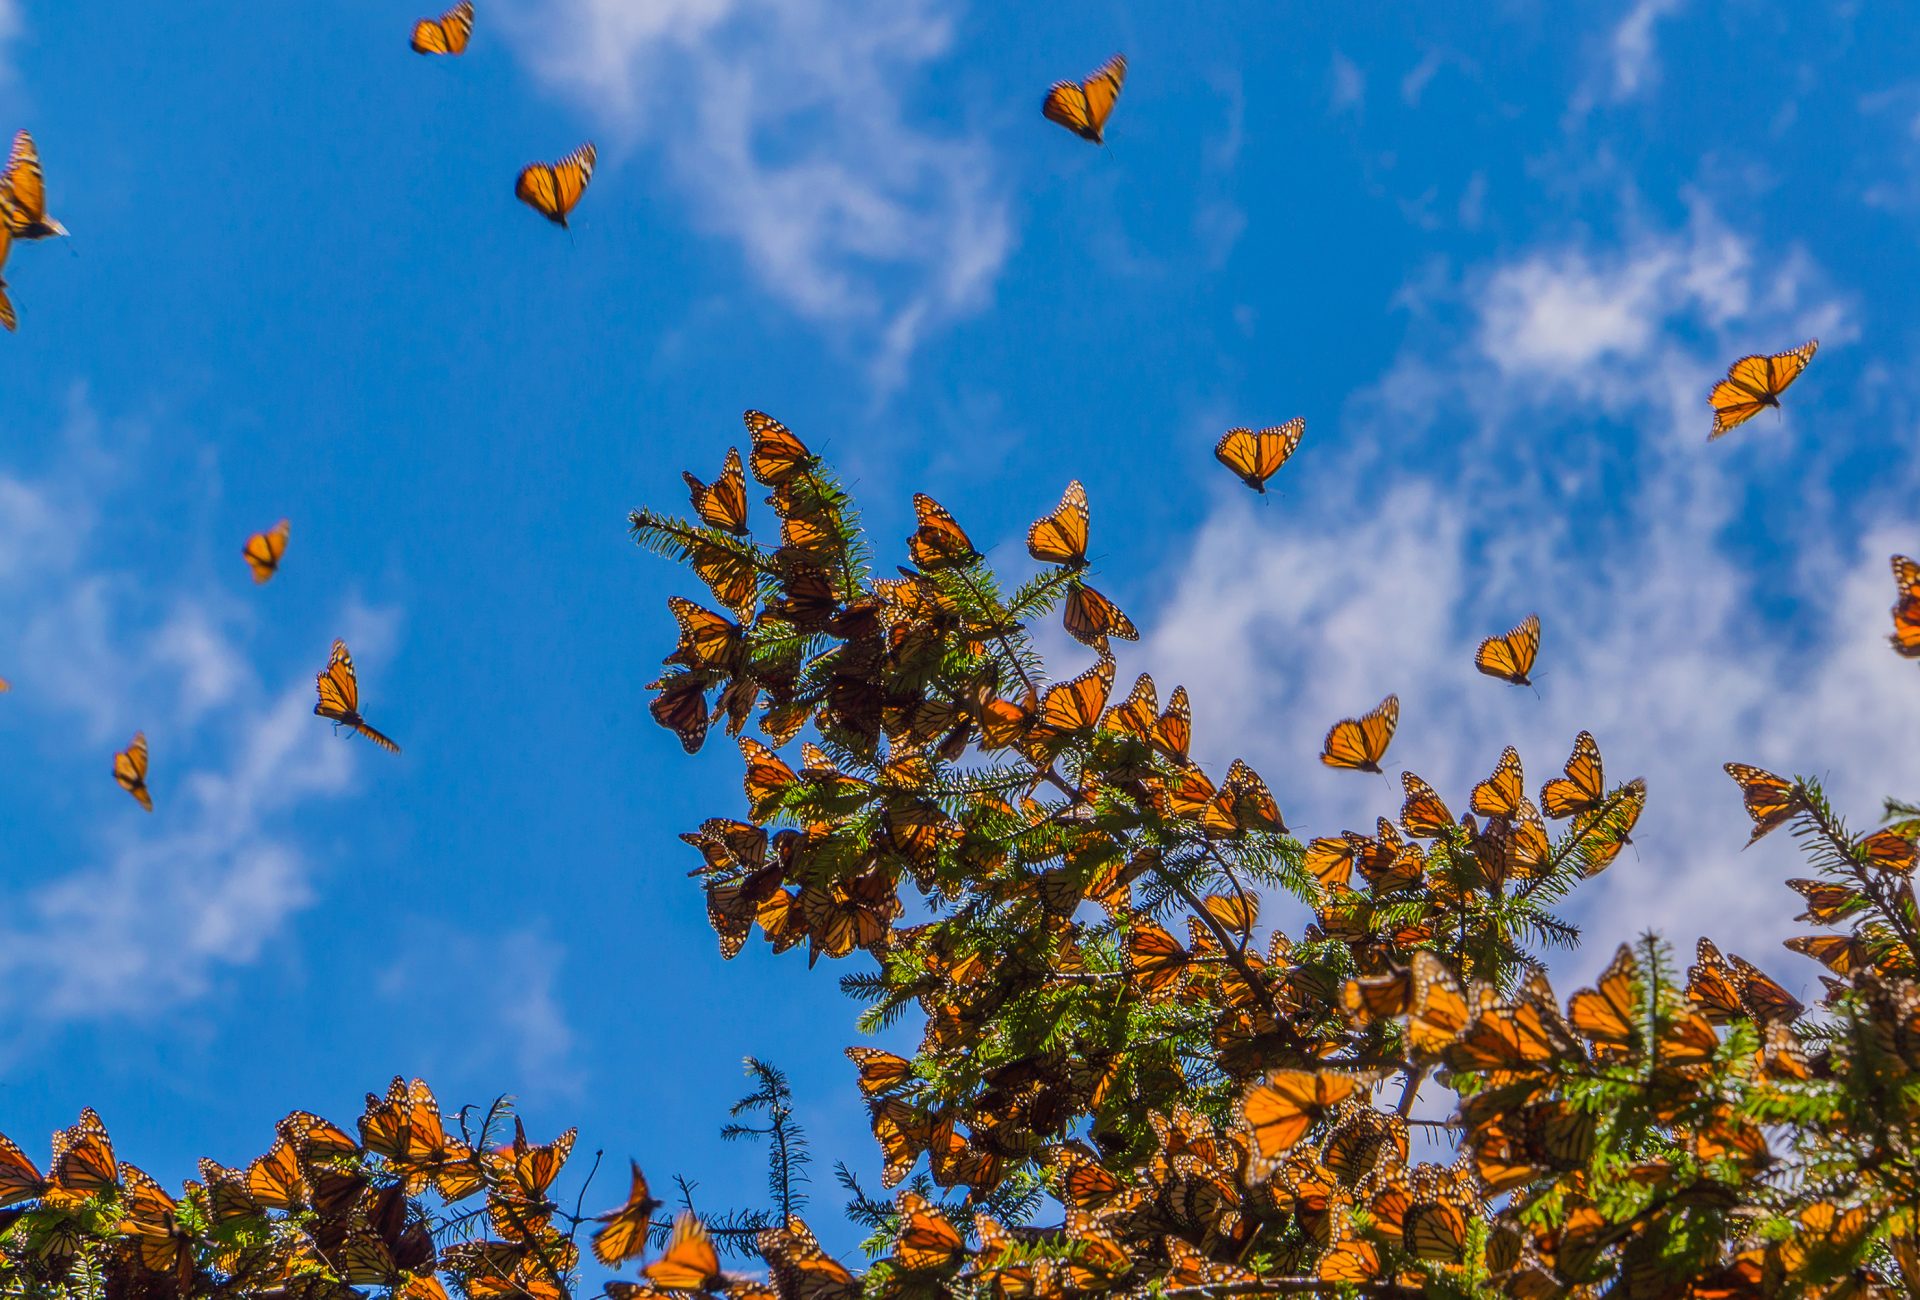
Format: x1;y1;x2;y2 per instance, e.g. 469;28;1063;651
411;1;474;53
1540;731;1603;819
114;731;153;811
1473;613;1539;685
314;639;401;753
1214;418;1304;493
1027;480;1089;568
683;447;750;534
1320;694;1398;772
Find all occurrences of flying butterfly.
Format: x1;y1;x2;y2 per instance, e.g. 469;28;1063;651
1042;54;1127;145
0;131;68;240
1540;731;1604;819
1707;339;1818;440
314;639;401;753
1028;480;1089;569
1320;694;1398;773
114;731;153;812
411;1;474;54
1724;763;1798;845
1474;614;1540;686
645;1214;729;1292
684;448;750;534
1214;418;1304;494
242;518;290;584
515;143;596;227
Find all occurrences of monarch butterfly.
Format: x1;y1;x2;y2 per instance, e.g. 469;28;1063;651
1569;944;1638;1060
1688;937;1803;1025
1047;1145;1136;1213
890;1191;963;1273
743;410;815;486
1028;658;1115;751
0;131;67;240
589;1161;662;1266
114;731;153;811
0;223;14;332
1860;826;1919;873
644;1214;729;1292
1407;951;1470;1055
118;1163;195;1288
758;1218;855;1300
1214;419;1304;493
684;447;750;534
1239;1070;1360;1175
1062;582;1137;647
313;639;401;753
1399;772;1453;839
1125;921;1189;996
495;1117;576;1203
1042;54;1127;144
907;494;977;570
1320;694;1398;772
1028;480;1089;568
1889;555;1920;658
411;0;474;54
1723;762;1798;844
845;1046;913;1097
666;597;743;673
1474;613;1539;685
242;518;290;583
515;143;596;227
1470;746;1524;819
1786;877;1864;926
1707;339;1817;439
245;1137;307;1210
1540;730;1604;819
49;1108;118;1199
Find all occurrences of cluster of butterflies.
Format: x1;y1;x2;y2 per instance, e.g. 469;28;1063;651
0;1077;620;1299
0;130;70;330
92;520;398;815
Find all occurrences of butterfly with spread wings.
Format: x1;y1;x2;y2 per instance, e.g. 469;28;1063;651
1474;613;1539;686
0;131;68;240
242;519;290;583
1043;54;1127;144
114;731;153;811
1215;419;1304;493
516;144;596;227
1707;340;1818;440
1320;694;1398;772
411;1;474;54
1028;480;1089;569
314;639;401;753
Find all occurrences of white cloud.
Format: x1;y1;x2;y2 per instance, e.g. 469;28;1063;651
1608;0;1685;102
1328;51;1366;118
497;0;1011;392
0;398;399;1024
0;1;19;84
1132;202;1908;993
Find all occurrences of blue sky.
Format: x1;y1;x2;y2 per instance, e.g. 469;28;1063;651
3;0;1920;1266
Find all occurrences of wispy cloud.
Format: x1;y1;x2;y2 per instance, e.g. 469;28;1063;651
1328;51;1366;119
0;1;20;85
1607;0;1685;102
1132;201;1907;992
0;395;400;1026
498;0;1011;392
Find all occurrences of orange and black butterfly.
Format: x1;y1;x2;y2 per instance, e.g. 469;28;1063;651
411;0;474;54
1724;763;1798;845
685;448;750;534
1239;1071;1361;1176
590;1161;662;1266
1889;555;1920;659
1707;340;1817;440
242;519;290;583
1028;481;1089;569
1470;746;1524;820
515;144;596;227
1407;952;1470;1055
1540;731;1604;819
0;1133;45;1206
1568;944;1639;1060
1399;773;1453;839
1688;937;1803;1026
114;731;153;811
1062;582;1137;648
846;1047;914;1096
1028;658;1115;753
892;1190;965;1274
1043;54;1127;144
314;639;401;753
49;1108;118;1200
1214;419;1303;493
907;494;977;570
744;410;815;486
1474;614;1539;686
1320;694;1398;772
0;131;68;240
645;1214;729;1292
